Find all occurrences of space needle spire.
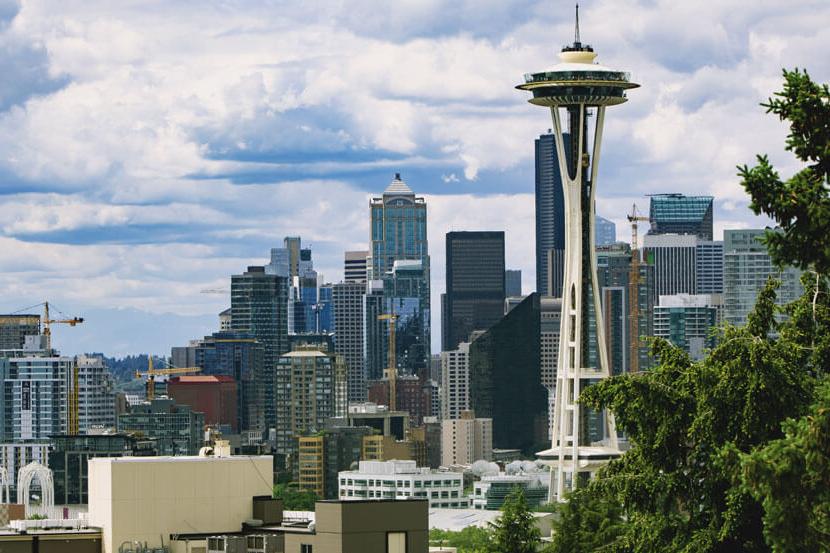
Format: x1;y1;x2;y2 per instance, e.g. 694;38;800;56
517;7;639;501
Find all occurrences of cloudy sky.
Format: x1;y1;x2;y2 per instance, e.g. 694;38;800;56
0;0;827;356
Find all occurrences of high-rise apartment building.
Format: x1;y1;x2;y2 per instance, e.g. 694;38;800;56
367;373;431;426
442;231;505;351
654;294;722;359
333;281;367;402
167;375;238;432
75;354;116;431
648;194;714;240
231;265;289;431
440;342;470;421
595;216;617;246
441;411;493;466
723;229;803;326
696;240;724;294
0;314;40;350
535;132;565;297
468;293;547;453
344;250;369;283
643;233;698;298
274;347;347;456
505;270;522;297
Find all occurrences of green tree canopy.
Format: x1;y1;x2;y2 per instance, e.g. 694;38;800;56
489;487;541;553
272;482;318;511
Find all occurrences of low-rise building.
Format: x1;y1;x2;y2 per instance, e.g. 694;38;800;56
472;473;548;510
441;411;492;466
338;460;468;509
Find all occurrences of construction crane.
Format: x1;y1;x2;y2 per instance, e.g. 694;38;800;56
377;313;399;411
135;357;202;401
11;302;85;434
627;204;649;373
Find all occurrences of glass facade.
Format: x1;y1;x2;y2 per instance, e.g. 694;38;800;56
468;293;547;454
654;294;721;359
443;231;505;351
648;193;714;240
117;398;205;456
535;132;566;297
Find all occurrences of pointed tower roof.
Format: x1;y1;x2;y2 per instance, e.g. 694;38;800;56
384;172;414;195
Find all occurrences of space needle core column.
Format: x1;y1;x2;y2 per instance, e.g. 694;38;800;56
516;5;639;501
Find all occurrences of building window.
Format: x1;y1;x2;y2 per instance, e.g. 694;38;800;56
301;545;313;553
387;532;407;553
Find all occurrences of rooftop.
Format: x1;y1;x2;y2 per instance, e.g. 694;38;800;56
383;173;414;196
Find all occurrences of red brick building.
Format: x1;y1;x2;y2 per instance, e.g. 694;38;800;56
167;375;238;432
368;374;431;426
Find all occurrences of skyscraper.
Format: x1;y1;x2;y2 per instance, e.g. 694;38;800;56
648;194;714;240
442;231;506;351
344;251;369;283
654;294;722;359
595;216;617;246
230;266;289;432
440;341;471;420
0;314;40;351
366;174;431;379
505;269;522;297
696;240;724;294
517;8;638;498
723;229;803;326
535;132;565;297
333;281;367;402
643;233;698;298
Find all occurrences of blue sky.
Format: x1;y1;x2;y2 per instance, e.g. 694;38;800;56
0;0;828;356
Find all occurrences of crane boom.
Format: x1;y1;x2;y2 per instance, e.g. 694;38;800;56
135;357;202;401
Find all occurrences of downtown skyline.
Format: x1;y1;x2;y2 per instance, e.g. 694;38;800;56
0;0;828;355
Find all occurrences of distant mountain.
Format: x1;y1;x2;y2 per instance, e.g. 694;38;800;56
48;307;217;359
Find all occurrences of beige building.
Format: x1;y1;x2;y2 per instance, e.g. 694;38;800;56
441;411;492;466
87;454;273;553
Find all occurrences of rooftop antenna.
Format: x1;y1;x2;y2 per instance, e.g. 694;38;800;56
574;3;581;45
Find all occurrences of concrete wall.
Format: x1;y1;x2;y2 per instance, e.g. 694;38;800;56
0;533;102;553
88;455;273;553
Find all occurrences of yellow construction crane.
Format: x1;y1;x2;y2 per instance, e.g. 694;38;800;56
135;357;202;401
377;313;399;411
627;204;649;373
12;302;85;434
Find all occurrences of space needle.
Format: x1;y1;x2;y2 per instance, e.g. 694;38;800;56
516;5;639;500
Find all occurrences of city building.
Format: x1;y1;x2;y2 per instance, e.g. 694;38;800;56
540;297;561;441
505;269;522;297
219;308;232;331
442;231;506;351
696;240;725;294
116;397;205;456
172;330;264;433
0;314;40;350
338;460;467;508
517;15;637;499
274;347;347;456
648;193;714;240
643;233;699;298
440;342;471;421
595;216;617;246
333;281;367;402
346;403;409;441
167;375;238;432
441;411;493;466
535;131;565;297
468;293;547;453
320;425;376;499
654;294;722;359
87;453;274;553
472;473;548;510
231;265;289;432
0;442;49;500
361;434;416;463
724;229;803;326
49;432;158;505
344;250;369;283
75;354;116;432
368;373;431;426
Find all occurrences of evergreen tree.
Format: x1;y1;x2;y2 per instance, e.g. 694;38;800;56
489;487;541;553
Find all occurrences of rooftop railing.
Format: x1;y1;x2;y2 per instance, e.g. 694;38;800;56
523;70;632;84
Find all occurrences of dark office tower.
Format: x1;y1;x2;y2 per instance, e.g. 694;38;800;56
333;281;367;402
648;193;714;240
505;270;522;297
535;132;566;297
172;330;264;432
344;251;369;283
468;293;547;454
442;231;506;351
0;314;40;350
230;266;288;432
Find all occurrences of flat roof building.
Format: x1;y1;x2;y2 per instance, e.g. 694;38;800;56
338;460;467;509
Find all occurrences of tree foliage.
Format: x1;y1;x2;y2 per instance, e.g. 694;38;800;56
429;526;492;553
272;482;318;511
489;488;541;553
739;68;830;273
548;68;830;553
